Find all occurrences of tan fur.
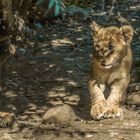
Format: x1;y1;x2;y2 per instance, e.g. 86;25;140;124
89;22;133;120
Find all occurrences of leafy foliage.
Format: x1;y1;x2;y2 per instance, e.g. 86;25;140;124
36;0;64;17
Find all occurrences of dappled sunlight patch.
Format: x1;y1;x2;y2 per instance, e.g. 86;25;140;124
66;81;79;87
51;38;73;47
54;77;65;82
51;86;66;92
130;5;140;10
47;91;67;98
42;50;49;55
63;95;80;103
75;27;83;32
28;103;38;111
2;90;16;98
66;70;73;74
48;92;80;106
47;84;80;106
75;37;83;41
44;64;56;71
48;99;64;106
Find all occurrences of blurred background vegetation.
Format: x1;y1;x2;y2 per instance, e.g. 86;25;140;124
0;0;110;32
0;0;139;42
0;0;89;42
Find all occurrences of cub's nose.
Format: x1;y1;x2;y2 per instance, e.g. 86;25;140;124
98;51;104;57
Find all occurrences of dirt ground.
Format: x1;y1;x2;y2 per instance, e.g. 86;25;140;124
0;1;140;140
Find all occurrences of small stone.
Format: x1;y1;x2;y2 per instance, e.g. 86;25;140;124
42;104;75;126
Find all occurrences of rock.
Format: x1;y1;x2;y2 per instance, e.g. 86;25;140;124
126;91;140;106
42;104;75;126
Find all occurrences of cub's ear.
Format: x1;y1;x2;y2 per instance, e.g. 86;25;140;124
120;25;133;43
90;21;101;34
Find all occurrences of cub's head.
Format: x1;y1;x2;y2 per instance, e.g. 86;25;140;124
90;22;133;69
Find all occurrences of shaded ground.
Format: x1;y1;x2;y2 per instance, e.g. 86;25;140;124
0;1;140;140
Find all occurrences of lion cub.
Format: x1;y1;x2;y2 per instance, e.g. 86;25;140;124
89;22;133;120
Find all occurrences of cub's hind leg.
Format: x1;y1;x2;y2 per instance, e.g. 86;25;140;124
89;79;107;120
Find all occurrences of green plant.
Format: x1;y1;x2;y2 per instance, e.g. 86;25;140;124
36;0;64;17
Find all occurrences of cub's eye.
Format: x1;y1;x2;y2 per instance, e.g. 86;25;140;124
108;43;114;50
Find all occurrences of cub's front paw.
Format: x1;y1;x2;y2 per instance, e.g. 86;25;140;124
91;100;107;120
105;104;123;118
